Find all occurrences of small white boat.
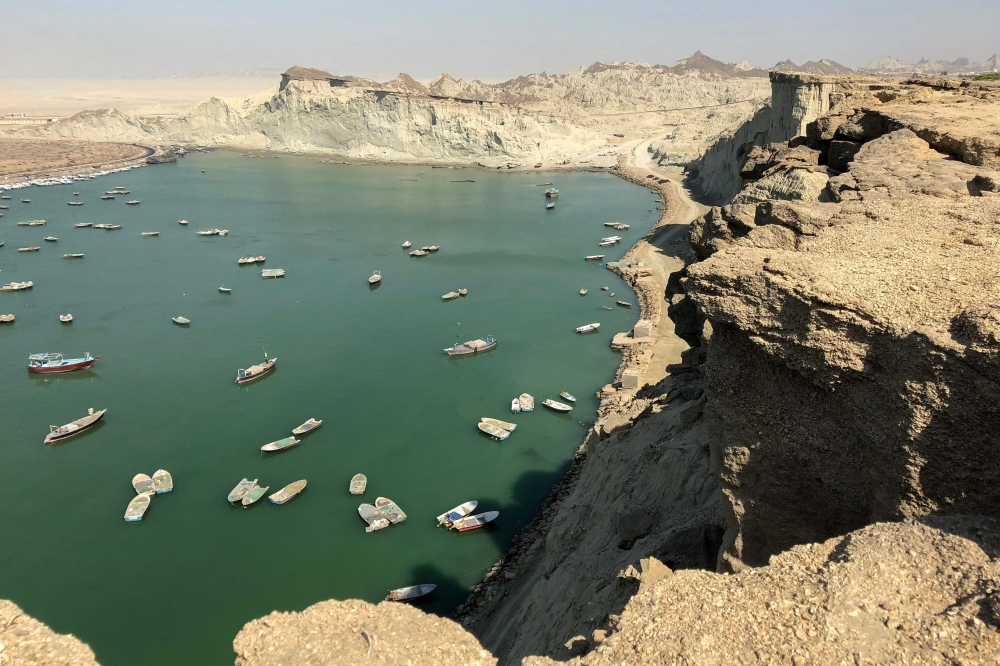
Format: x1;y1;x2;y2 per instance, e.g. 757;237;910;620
478;421;510;440
269;479;307;504
511;398;520;413
601;286;609;291
584;255;605;261
19;247;40;252
179;219;188;225
368;270;382;286
292;418;322;435
481;417;516;432
242;485;269;507
0;314;14;323
458;288;468;296
546;202;555;209
410;249;428;257
451;511;500;532
599;241;615;247
196;230;216;236
67;201;84;206
402;241;412;248
358;503;391;532
616;300;632;308
543;399;573;413
442;291;459;301
544;188;559;198
44;236;58;242
580;289;588;296
519;393;535;412
228;478;258;503
219;286;231;293
386;584;437;601
576;323;600;334
172;316;190;325
141;231;159;237
132;473;155;495
126;200;140;205
59;314;73;323
261;436;300;452
124;494;151;522
63;254;85;259
74;223;92;228
349;473;367;495
152;469;173;493
261;269;285;278
375;497;407;524
560;392;577;402
436;501;478;526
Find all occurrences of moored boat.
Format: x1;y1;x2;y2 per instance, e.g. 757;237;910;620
385;584;437;602
261;436;299;452
44;236;58;242
64;253;85;259
546;202;555;209
580;289;588;295
436;501;478;526
18;247;40;252
292;418;322;435
242;485;269;507
75;223;95;228
101;195;115;200
59;314;73;323
67;201;84;206
584;255;605;261
477;421;510;440
451;511;500;532
126;200;140;205
368;270;381;286
0;314;14;323
179;219;188;225
409;249;428;257
132;473;155;495
442;291;459;301
616;300;632;308
21;199;30;203
426;245;440;252
481;417;516;432
219;286;231;293
349;473;367;495
43;407;107;444
236;352;277;384
172;316;190;325
544;188;559;198
2;281;33;291
518;393;535;412
401;241;411;248
458;288;468;296
141;231;159;237
576;323;600;334
358;503;390;532
28;352;98;373
152;469;173;493
261;269;285;278
124;494;151;522
269;479;307;504
543;399;573;412
228;478;258;503
374;497;407;524
560;392;577;402
511;398;520;413
444;337;497;356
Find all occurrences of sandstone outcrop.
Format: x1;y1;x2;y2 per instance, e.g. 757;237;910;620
0;600;98;666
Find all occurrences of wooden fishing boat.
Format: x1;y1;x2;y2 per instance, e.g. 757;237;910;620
598;241;615;247
292;418;322;435
374;497;407;524
359;504;391;532
409;249;428;257
426;245;440;252
401;241;411;248
196;230;216;236
580;289;588;295
0;314;14;323
237;256;257;265
544;188;559;198
576;323;600;334
43;407;106;444
519;393;535;412
106;225;122;230
481;417;516;432
385;584;437;602
616;300;632;308
59;314;73;323
436;501;478;526
368;270;381;285
178;219;188;225
21;199;30;203
444;337;497;356
511;398;520;413
132;473;155;495
543;399;573;413
141;231;159;237
236;353;276;384
19;247;40;252
261;436;299;452
601;286;609;291
458;288;468;296
560;392;577;402
349;473;367;495
44;236;58;242
219;286;232;293
268;480;307;504
584;255;605;261
152;469;173;493
451;511;500;532
478;421;510;440
242;485;269;507
28;352;98;373
601;236;622;243
442;291;459;301
2;281;33;291
124;494;151;522
67;201;84;206
228;478;258;503
172;316;190;325
101;195;115;200
126;200;140;205
0;204;7;208
64;253;85;259
261;269;285;278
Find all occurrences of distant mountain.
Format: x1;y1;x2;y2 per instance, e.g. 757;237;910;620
862;56;911;73
861;55;999;74
669;51;769;78
771;59;854;75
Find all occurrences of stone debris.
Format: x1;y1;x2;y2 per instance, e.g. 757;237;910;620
0;600;98;666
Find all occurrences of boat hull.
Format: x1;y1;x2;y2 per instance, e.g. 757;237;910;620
236;359;276;384
44;409;106;444
28;357;98;374
444;340;498;356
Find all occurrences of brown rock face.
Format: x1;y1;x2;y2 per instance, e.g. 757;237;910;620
0;600;99;666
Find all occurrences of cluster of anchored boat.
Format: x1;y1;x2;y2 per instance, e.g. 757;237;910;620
125;471;173;522
477;392;575;440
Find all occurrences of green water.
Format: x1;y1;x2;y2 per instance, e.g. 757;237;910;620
0;152;657;665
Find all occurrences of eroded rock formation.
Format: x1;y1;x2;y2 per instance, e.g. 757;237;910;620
0;601;98;666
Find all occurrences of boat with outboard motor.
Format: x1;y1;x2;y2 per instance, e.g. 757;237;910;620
27;352;98;373
228;478;258;503
444;337;497;356
436;501;478;526
385;584;437;601
451;511;500;532
44;407;107;444
236;349;276;384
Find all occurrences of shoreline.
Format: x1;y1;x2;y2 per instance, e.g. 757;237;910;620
0;141;160;189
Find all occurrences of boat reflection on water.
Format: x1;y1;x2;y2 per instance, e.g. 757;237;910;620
28;370;100;386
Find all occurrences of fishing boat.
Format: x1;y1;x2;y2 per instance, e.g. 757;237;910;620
610;293;615;297
426;245;440;252
451;511;500;532
482;417;516;432
114;186;127;191
124;494;151;522
458;288;468;296
126;200;140;205
261;269;285;278
386;584;437;601
219;286;231;293
374;497;407;524
73;192;79;196
519;393;535;412
560;392;577;402
269;480;307;504
442;291;459;301
544;188;559;198
19;247;40;252
601;236;622;243
106;225;122;230
237;256;257;265
368;270;381;286
598;241;615;247
0;314;14;323
478;421;511;440
580;289;588;295
584;255;605;261
179;219;188;225
409;249;428;257
21;199;30;203
132;473;155;495
44;236;57;242
543;399;573;412
444;337;497;356
172;316;190;325
546;202;555;209
101;195;115;200
1;281;33;291
27;352;99;374
349;473;367;495
616;300;632;308
64;253;85;259
511;398;520;413
601;286;609;291
59;314;73;323
292;419;322;436
141;231;159;237
436;501;478;526
196;230;216;236
43;407;107;444
217;229;228;236
242;486;269;507
152;469;173;493
401;241;411;248
228;478;258;503
576;323;600;334
68;201;84;206
359;504;391;532
261;436;299;452
236;351;276;384
93;224;110;229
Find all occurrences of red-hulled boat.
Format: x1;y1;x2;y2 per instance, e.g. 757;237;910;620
27;352;99;374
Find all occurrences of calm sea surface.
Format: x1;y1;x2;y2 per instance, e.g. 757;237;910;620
0;152;656;665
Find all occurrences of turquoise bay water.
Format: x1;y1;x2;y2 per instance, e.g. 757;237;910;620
0;153;657;665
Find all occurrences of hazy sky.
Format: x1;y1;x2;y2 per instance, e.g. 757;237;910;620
2;0;997;80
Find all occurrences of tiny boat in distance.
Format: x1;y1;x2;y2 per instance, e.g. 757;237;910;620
436;501;478;526
368;270;381;286
546;202;555;209
242;486;269;507
21;199;30;203
44;236;58;242
401;241;411;248
584;255;605;261
602;306;613;310
67;201;84;206
236;353;276;384
359;504;390;532
519;393;535;412
386;584;437;602
425;245;440;252
458;288;468;296
2;281;33;291
269;480;307;504
444;337;497;356
219;286;231;293
261;436;299;452
451;511;500;532
478;421;510;440
261;269;285;278
59;314;73;323
19;247;40;252
292;418;322;435
126;200;140;205
544;188;559;198
543;399;573;413
132;474;155;495
409;249;428;257
349;473;367;495
28;352;98;373
576;323;600;334
442;291;459;301
124;494;151;522
152;470;173;493
601;286;609;291
179;219;188;225
228;478;258;503
101;195;115;200
0;315;14;323
511;398;520;413
560;392;577;402
141;231;159;237
43;407;107;444
172;316;190;325
580;289;588;296
481;417;516;432
64;253;85;259
616;300;632;308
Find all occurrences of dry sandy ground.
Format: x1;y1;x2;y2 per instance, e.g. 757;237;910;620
0;77;276;118
0;139;149;180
